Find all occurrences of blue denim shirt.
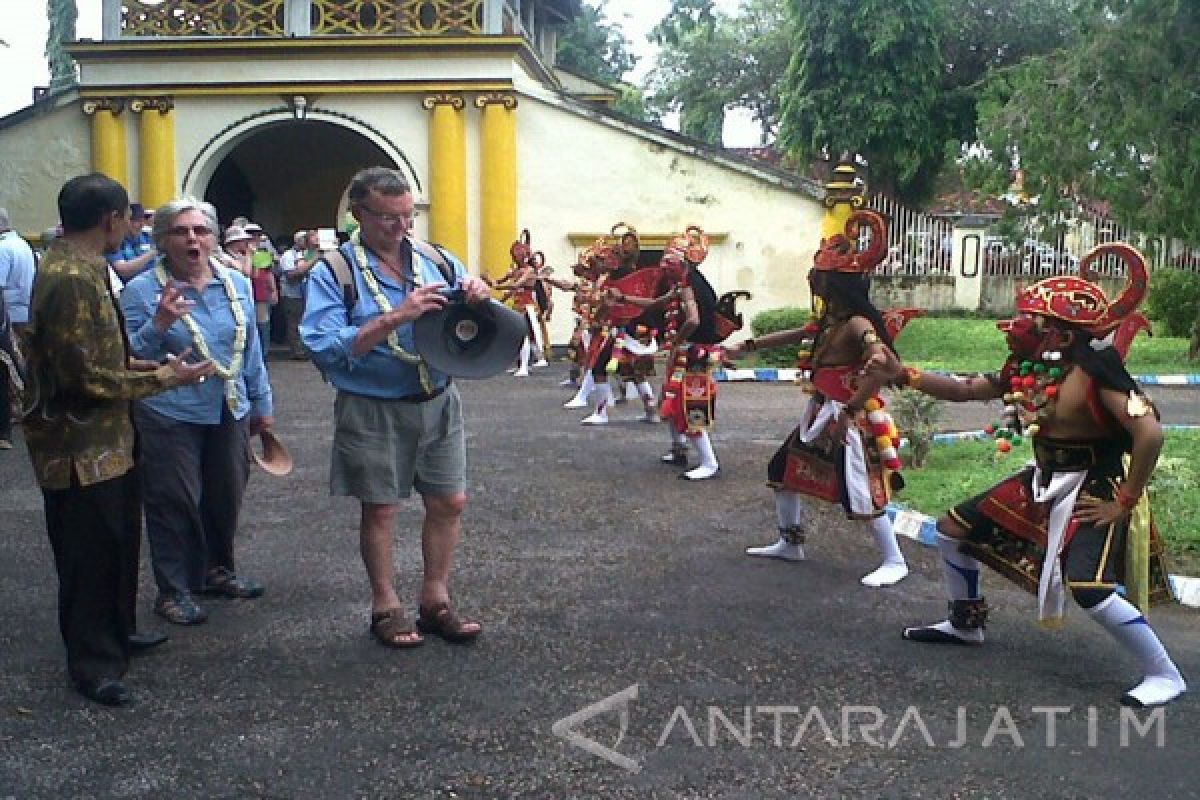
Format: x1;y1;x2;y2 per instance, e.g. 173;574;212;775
300;240;465;399
121;261;274;424
105;232;155;276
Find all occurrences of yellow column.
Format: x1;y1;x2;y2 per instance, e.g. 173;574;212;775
421;93;469;262
82;99;128;187
821;156;863;239
132;97;177;209
474;92;518;283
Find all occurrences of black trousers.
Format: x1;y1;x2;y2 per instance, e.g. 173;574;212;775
43;468;141;686
0;362;10;439
135;404;250;597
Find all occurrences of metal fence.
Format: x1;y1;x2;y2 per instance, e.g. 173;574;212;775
867;194;954;276
868;193;1200;279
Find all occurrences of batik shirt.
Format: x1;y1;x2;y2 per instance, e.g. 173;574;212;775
23;239;177;489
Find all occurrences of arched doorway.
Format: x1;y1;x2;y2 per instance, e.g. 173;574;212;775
202;119;398;242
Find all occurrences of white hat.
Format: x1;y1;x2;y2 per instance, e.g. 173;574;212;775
224;225;253;245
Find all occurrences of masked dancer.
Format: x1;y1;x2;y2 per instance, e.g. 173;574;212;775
736;211;909;587
897;243;1184;707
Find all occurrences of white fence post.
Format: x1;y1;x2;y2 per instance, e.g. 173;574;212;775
952;216;990;312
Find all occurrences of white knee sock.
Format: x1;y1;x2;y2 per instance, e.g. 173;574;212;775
565;372;595;408
515;339;531;375
683;432;718;480
860;515;908;587
1088;593;1186;707
745;491;807;560
581;383;612;424
937;532;981;600
774;490;808;531
638;382;656;417
902;533;984;643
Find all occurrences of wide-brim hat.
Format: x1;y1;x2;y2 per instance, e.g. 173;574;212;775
248;429;293;476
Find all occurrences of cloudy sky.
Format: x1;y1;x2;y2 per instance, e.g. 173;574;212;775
0;0;757;144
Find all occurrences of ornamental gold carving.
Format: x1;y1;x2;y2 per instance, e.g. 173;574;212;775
421;93;466;111
473;93;518;111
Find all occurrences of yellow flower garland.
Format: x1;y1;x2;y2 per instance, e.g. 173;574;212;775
155;259;247;411
350;231;435;392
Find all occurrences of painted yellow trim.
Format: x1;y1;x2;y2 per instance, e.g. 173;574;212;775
70;36;529;57
139;108;176;209
427;101;469;264
91;109;128;187
478;101;517;282
79;82;512;99
567;233;729;248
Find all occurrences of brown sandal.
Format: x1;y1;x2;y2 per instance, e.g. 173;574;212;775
416;602;482;644
370;608;425;649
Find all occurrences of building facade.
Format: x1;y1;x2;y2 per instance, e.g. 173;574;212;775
0;0;828;342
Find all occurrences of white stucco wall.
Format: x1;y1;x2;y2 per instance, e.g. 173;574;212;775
0;98;91;236
517;96;824;343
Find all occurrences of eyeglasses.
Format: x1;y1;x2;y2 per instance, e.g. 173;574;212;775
167;225;214;237
356;204;418;225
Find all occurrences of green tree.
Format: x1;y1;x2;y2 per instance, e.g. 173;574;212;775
556;1;656;122
46;0;78;92
556;1;638;83
646;0;793;146
777;0;944;201
970;0;1200;240
646;0;726;144
936;0;1078;145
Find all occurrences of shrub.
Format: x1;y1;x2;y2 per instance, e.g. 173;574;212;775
749;307;812;367
888;389;944;468
1145;268;1200;338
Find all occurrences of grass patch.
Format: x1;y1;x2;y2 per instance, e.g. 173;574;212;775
895;430;1200;570
893;317;1193;375
740;316;1193;374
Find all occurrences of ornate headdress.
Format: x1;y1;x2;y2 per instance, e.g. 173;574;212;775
663;225;710;266
610;222;641;267
812;210;887;274
1013;243;1148;335
509;229;534;267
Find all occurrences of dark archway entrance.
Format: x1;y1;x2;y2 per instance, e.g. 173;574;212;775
203;119;397;244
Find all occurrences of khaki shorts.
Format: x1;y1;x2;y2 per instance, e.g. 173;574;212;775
331;385;466;503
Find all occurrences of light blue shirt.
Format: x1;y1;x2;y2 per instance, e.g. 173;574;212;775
121;260;274;424
0;230;37;324
300;240;465;399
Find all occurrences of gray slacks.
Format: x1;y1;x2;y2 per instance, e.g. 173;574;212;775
134;403;250;597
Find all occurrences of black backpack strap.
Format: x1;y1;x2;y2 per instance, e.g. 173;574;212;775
408;237;457;286
320;246;358;310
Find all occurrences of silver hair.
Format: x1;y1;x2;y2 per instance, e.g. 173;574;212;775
152;197;220;251
294;230;307;243
347;167;411;205
0;207;10;230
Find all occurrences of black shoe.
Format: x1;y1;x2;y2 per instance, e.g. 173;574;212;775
76;678;132;707
128;631;169;652
201;567;265;599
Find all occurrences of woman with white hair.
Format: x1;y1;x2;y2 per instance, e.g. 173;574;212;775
119;198;274;625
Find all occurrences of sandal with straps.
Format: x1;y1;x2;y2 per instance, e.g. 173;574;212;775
416;602;482;644
370;608;425;649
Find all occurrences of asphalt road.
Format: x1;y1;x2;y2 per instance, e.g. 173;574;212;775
1;362;1197;798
